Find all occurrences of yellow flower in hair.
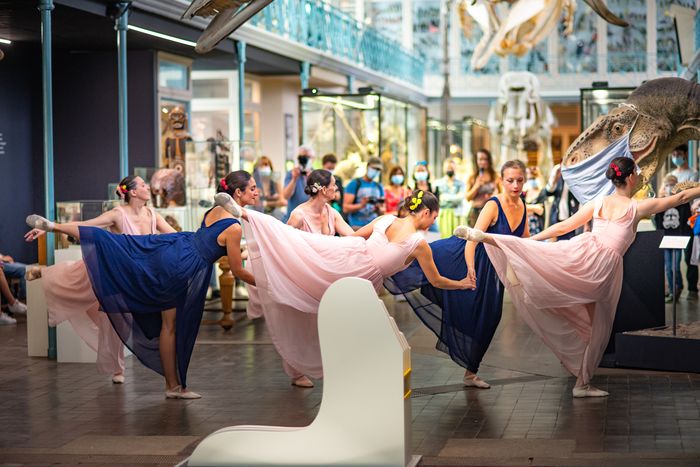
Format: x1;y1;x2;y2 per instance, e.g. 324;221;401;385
409;190;424;211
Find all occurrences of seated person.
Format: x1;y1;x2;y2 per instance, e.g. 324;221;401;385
1;252;26;300
0;262;26;324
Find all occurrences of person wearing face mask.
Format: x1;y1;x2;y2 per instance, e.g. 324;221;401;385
669;144;698;184
412;161;440;233
282;146;315;222
435;158;467;238
343;157;385;229
524;166;547;235
385;166;411;216
466;149;502;227
321;153;345;218
252;156;286;219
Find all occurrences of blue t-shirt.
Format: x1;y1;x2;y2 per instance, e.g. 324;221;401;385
345;178;384;227
283;171;309;222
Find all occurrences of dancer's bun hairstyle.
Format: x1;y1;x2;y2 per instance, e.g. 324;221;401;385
218;170;252;196
116;175;138;202
403;189;439;213
303;169;333;196
605;157;636;187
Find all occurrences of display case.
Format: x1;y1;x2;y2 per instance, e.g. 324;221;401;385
55;200;120;248
579;87;635;131
299;91;427;180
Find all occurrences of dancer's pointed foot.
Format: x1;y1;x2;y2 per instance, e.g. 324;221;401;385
572;384;608;398
463;372;490;389
214;193;242;219
26;214;54;232
111;373;125;384
25;266;43;281
291;376;314;388
454;225;486;242
165;385;202;399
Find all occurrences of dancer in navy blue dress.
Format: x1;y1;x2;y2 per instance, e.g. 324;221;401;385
26;171;258;398
385;160;529;388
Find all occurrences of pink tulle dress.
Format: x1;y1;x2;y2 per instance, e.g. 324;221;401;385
483;197;638;385
42;206;157;374
243;210;423;378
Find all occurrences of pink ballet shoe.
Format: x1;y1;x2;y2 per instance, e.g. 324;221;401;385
26;214;54;232
572;384;608;398
463;373;490;389
111;374;125;384
291;376;314;388
214;193;242;219
454;225;486;242
165;385;202;399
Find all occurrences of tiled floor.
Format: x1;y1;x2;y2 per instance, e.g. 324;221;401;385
0;293;699;466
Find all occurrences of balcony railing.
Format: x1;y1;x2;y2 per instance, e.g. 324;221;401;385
250;0;425;87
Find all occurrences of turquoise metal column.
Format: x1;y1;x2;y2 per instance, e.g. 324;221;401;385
116;2;130;178
237;41;246;169
300;61;310;90
39;0;56;359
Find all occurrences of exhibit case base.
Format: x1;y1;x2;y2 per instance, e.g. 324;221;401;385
615;323;700;373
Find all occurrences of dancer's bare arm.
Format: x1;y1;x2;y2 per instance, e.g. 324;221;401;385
351;216;382;239
530;202;595;242
286;210;304;230
155;213;177;234
413;241;474;290
637;185;700;218
464;201;498;283
333;210;355;236
223;225;255;286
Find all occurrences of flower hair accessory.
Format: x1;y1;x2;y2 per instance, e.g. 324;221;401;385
310;182;322;193
610;162;622;177
220;178;228;190
118;184;128;194
409;190;424;211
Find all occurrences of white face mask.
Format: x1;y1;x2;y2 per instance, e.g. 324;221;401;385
561;131;634;204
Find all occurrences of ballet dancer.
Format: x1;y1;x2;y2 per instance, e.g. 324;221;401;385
454;157;700;397
386;160;530;389
25;171;257;399
24;175;175;383
214;187;474;382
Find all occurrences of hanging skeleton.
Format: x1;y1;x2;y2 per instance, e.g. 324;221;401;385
459;0;628;71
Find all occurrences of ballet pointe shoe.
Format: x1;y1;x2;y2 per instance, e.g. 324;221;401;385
572;384;608;398
291;376;314;388
165;385;202;399
26;214;55;232
453;225;486;242
463;372;490;389
111;374;125;384
214;193;242;219
25;266;43;281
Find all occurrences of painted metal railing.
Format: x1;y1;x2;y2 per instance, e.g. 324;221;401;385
250;0;425;87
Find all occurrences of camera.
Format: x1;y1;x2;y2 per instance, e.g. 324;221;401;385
366;196;385;205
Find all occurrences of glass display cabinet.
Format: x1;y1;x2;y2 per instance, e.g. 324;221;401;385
54;200;120;248
300;91;427;180
580;87;635;131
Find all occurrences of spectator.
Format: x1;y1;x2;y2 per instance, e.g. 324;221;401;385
545;163;579;240
434;158;467;237
523;166;547;235
321;153;344;217
252;156;286;220
466;149;502;227
669;144;698;184
411;161;440;234
0;262;26;325
654;174;692;302
282;145;315;221
343;157;385;229
0;252;26;301
385;166;411;216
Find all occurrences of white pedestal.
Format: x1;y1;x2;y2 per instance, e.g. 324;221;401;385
26;278;48;357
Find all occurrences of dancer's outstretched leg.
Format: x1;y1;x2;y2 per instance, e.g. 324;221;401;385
214;193;244;220
454;225;497;246
160;308;201;399
26;214;81;240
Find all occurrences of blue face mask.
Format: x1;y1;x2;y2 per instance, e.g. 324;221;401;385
258;166;271;177
366;167;381;180
391;174;404;185
525;179;539;190
561;131;634;204
672;156;686;167
414;171;429;182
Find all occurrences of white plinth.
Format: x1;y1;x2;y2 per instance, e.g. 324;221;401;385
26;278;48;357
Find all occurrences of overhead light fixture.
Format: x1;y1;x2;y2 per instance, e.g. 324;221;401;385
127;25;197;47
313;95;376;110
0;38;12;45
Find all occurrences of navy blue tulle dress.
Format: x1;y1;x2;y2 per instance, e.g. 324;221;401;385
385;197;526;373
80;212;239;387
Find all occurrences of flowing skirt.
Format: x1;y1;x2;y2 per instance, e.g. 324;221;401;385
42;260;124;374
485;232;623;384
385;236;504;373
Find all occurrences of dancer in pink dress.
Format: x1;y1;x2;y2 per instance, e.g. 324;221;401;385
455;157;700;397
24;176;176;383
284;170;354;388
216;188;474;382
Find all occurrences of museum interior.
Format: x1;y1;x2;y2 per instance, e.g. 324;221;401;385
1;0;700;465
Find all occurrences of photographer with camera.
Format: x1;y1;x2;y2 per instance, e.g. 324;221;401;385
282;146;315;221
343;157;385;230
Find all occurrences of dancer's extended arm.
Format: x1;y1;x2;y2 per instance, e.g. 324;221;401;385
637;185;700;219
413;241;474;290
351;216;383;239
223;225;255;286
464;201;498;284
333;210;355;236
530;202;595;242
24;210;120;241
155;213;177;233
